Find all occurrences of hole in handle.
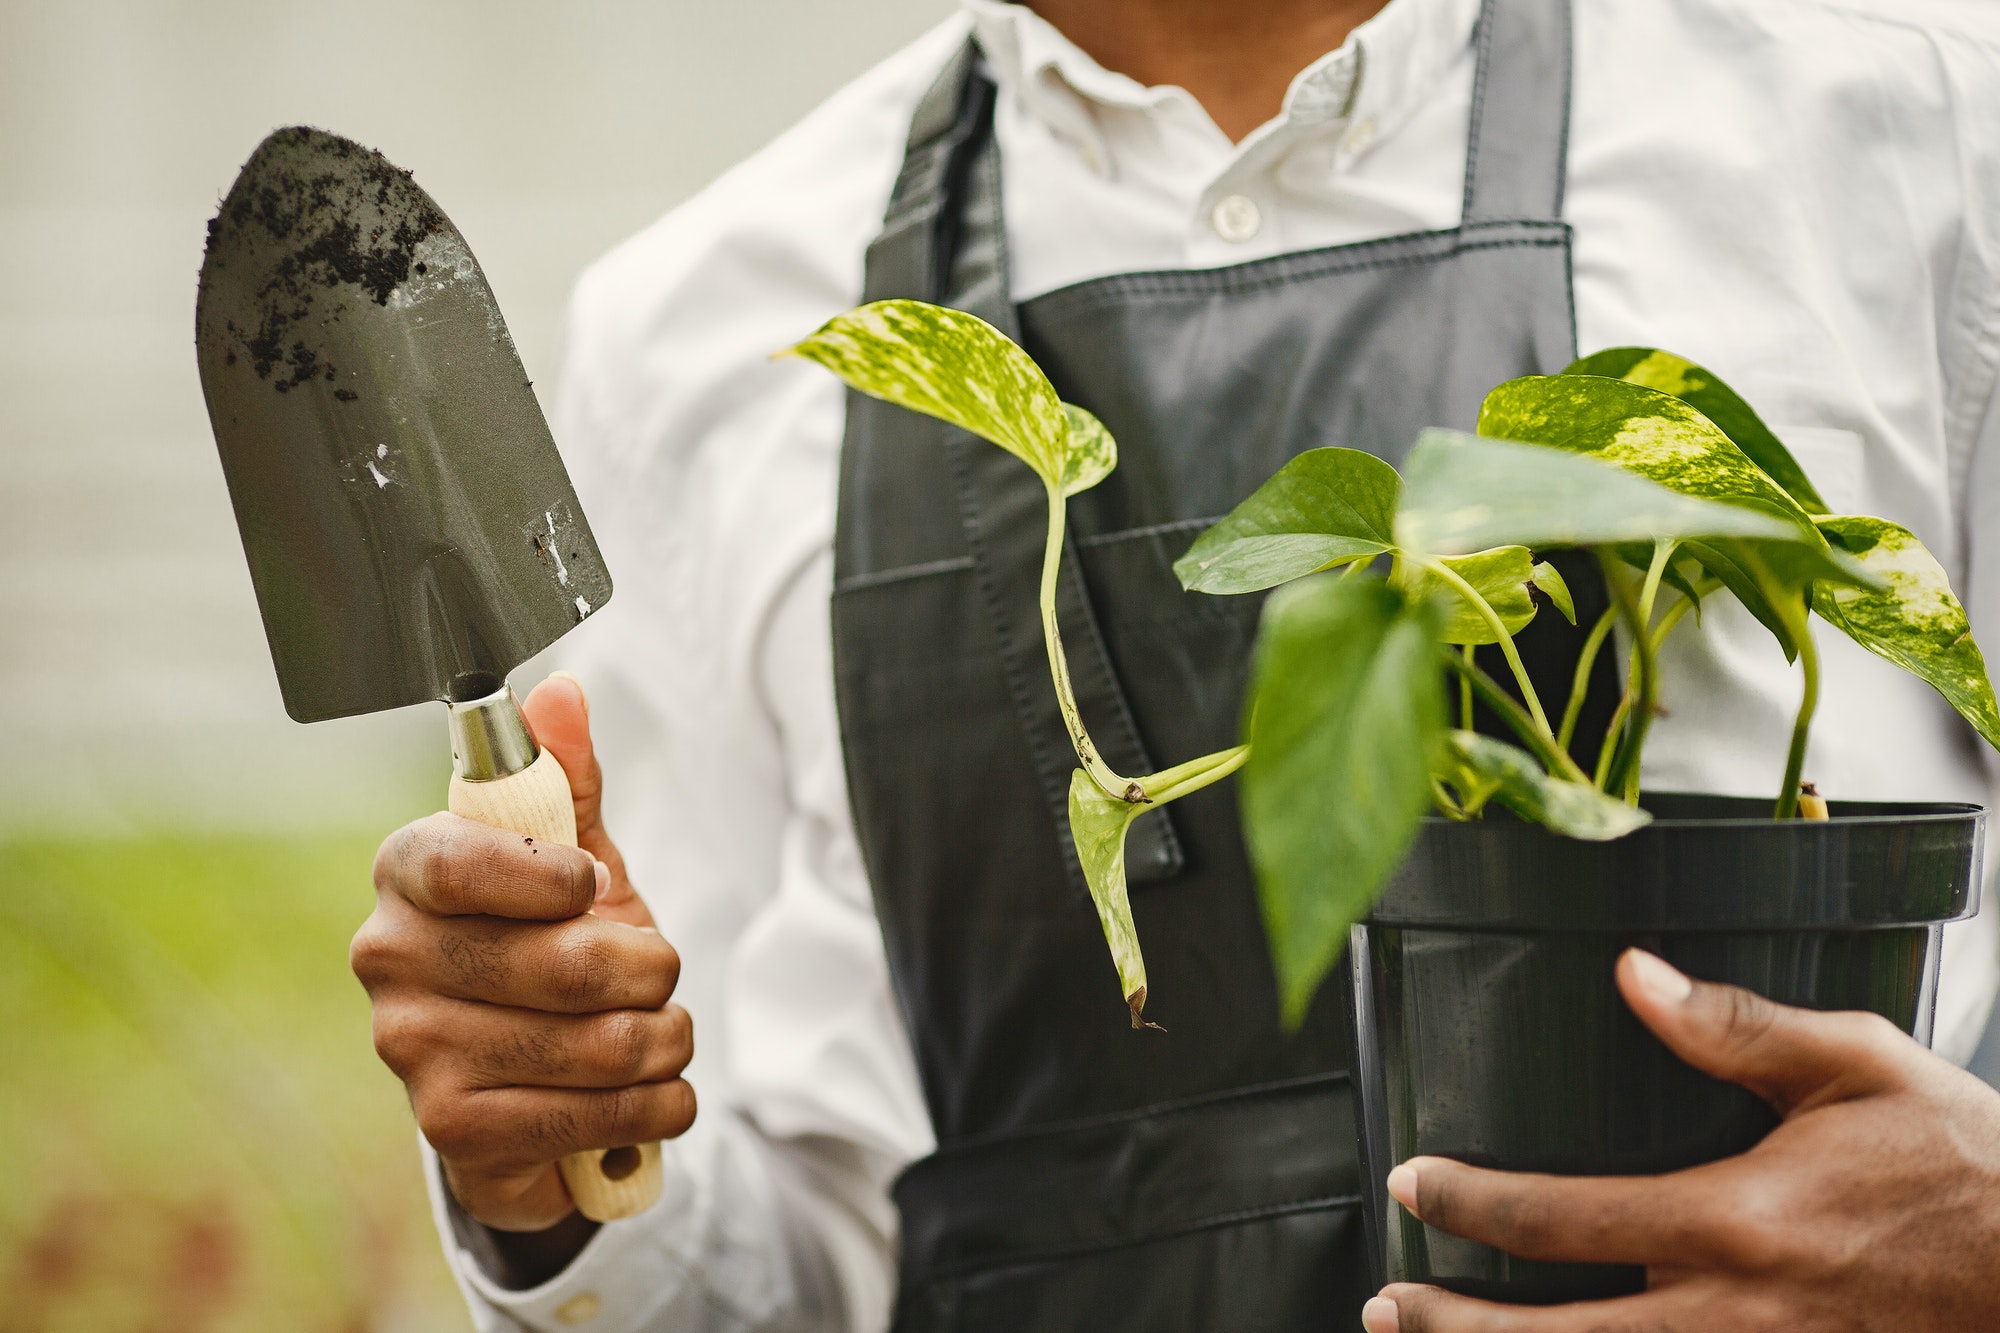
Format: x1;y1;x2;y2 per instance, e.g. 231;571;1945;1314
599;1145;642;1181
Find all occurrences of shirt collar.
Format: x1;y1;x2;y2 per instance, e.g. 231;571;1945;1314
962;0;1482;177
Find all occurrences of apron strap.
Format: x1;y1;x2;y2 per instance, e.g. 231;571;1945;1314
1462;0;1574;224
851;44;1188;888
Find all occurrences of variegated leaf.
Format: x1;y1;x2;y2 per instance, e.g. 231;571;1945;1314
1480;374;1814;529
1175;447;1399;594
1476;375;1874;655
1395;430;1800;557
1068;769;1155;1027
1061;403;1118;497
1814;515;2000;751
1565;348;1829;515
789;299;1072;489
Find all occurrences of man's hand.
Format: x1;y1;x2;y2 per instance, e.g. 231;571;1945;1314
351;673;696;1234
1364;949;2000;1332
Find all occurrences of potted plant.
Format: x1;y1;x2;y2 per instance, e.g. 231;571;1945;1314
788;303;1995;1302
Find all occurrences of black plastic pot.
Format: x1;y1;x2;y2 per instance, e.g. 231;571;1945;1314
1349;792;1984;1304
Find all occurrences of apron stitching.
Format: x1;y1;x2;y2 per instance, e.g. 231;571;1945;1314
835;554;976;594
1075;516;1221;548
1027;228;1567;311
914;1192;1367;1283
917;1070;1351;1159
1461;0;1498;222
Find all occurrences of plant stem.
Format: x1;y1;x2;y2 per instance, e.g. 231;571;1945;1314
1599;548;1662;804
1591;591;1700;789
1421;557;1554;738
1040;485;1142;802
1444;654;1591;784
1593;693;1633;789
1749;556;1819;819
1143;744;1250;804
1459;643;1475;731
1558;607;1618;754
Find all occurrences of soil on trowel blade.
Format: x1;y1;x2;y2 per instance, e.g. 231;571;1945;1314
203;127;445;394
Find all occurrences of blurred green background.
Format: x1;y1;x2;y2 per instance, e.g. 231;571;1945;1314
0;2;947;1328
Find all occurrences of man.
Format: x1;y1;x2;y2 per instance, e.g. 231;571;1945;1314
349;0;2000;1328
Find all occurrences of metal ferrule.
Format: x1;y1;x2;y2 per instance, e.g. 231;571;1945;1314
447;682;538;782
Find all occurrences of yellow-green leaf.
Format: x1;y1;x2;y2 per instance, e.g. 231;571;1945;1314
1814;515;2000;751
1392;546;1539;645
1565;348;1829;516
1396;430;1801;557
1067;770;1155;1028
1530;560;1576;624
1060;403;1118;497
789;299;1072;489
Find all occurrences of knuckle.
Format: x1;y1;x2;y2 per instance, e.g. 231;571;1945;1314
414;1090;484;1161
663;1004;694;1071
653;937;683;997
596;1010;651;1083
657;1078;698;1139
370;1003;433;1076
1700;1180;1798;1274
1712;983;1779;1048
1834;1008;1902;1054
348;916;398;988
552;931;610;1010
420;837;476;915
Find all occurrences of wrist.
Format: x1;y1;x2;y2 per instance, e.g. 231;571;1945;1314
446;1189;600;1290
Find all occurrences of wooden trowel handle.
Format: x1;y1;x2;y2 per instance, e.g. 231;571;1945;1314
447;687;664;1223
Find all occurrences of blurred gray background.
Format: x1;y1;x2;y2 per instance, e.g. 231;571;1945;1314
1;0;954;835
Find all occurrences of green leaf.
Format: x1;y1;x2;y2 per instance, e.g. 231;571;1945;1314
1395;430;1802;557
1241;575;1444;1029
789;299;1075;489
1565;348;1829;515
1392;546;1539;645
1060;403;1117;498
1530;559;1576;624
1175;447;1400;594
1067;771;1158;1028
1813;515;2000;751
1432;731;1653;839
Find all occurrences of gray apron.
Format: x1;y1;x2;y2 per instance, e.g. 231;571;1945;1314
830;2;1605;1326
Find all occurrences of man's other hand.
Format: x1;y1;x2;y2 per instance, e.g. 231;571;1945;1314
1364;949;2000;1332
351;673;696;1233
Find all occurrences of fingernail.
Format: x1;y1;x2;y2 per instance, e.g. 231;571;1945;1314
1628;949;1693;1004
593;859;611;903
1361;1296;1400;1332
1386;1163;1419;1214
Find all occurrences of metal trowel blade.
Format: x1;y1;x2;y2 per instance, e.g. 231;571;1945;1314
195;126;611;723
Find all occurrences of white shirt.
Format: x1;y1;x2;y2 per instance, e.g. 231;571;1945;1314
429;1;2000;1329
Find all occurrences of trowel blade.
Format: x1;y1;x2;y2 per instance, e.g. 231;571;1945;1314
195;126;611;723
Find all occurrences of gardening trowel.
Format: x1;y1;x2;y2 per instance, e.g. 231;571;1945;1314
195;126;660;1222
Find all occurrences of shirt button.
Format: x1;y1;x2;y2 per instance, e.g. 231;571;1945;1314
1210;194;1263;243
555;1292;602;1325
1344;115;1380;155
